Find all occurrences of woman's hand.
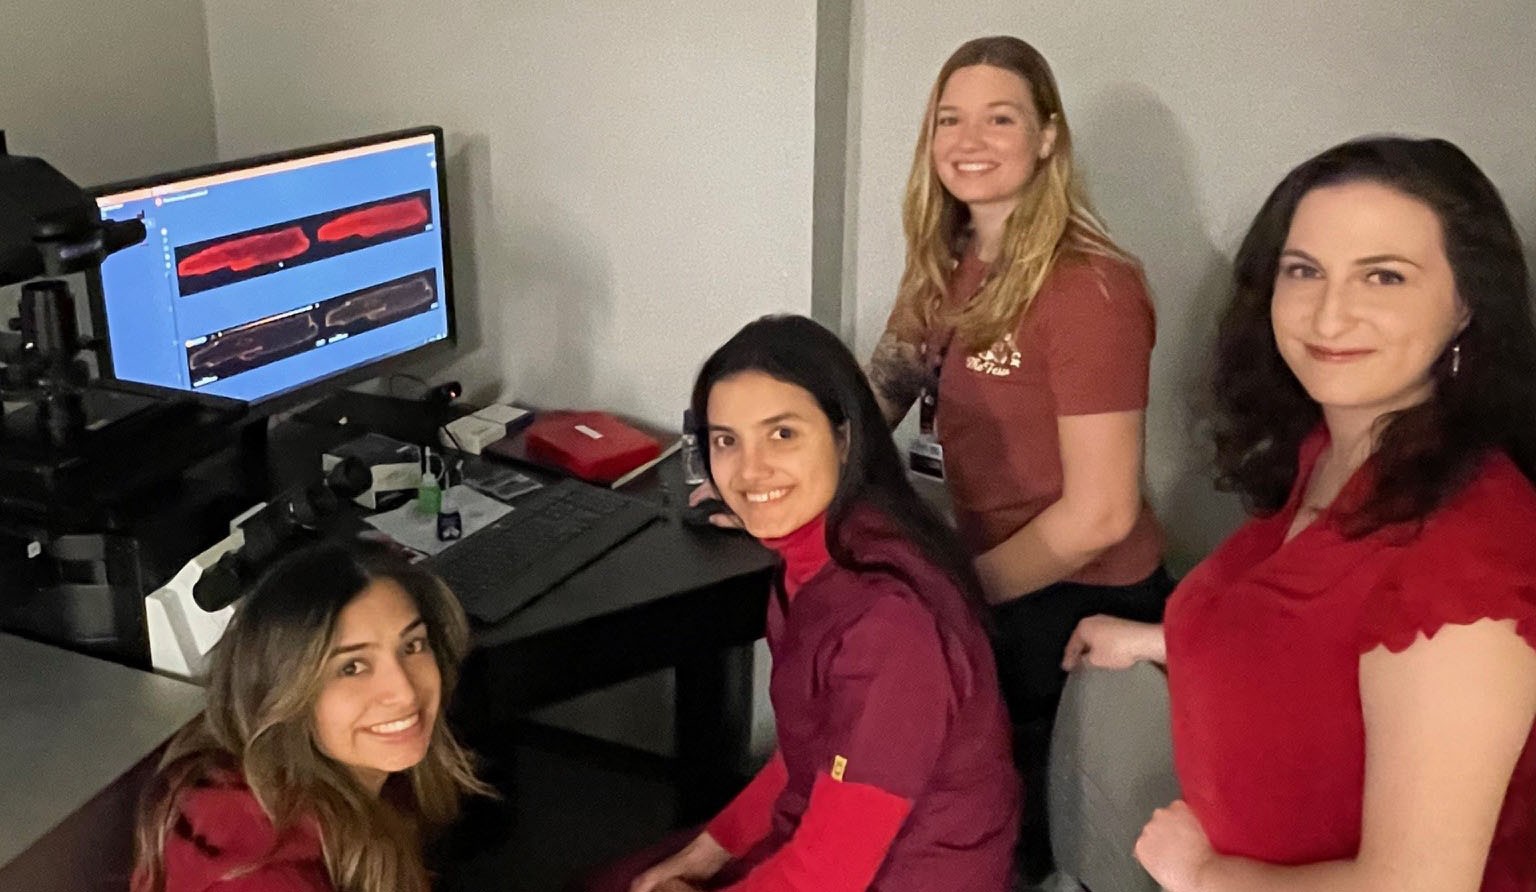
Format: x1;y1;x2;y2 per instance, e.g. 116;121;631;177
629;832;732;892
688;481;743;529
1061;615;1165;670
1135;800;1217;892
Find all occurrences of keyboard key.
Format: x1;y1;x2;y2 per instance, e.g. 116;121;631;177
428;478;659;623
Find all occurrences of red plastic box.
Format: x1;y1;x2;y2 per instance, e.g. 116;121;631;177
523;411;662;484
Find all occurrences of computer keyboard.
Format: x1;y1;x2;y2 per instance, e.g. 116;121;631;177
428;477;661;624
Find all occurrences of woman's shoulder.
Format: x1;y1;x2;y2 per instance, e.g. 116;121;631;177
1042;251;1149;299
160;774;329;891
1423;452;1536;546
1359;452;1536;655
826;536;990;701
836;507;957;584
834;509;981;630
1029;251;1155;335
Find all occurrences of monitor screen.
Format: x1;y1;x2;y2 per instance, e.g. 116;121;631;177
90;127;453;407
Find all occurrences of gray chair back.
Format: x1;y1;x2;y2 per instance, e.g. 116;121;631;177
1048;664;1180;892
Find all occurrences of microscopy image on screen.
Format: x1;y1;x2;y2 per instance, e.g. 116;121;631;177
317;196;431;243
173;189;434;297
177;226;311;277
188;309;322;383
323;271;437;334
185;269;440;386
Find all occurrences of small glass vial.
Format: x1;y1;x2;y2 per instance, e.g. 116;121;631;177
680;409;708;485
436;487;462;541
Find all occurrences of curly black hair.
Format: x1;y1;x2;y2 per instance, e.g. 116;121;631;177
1211;136;1536;533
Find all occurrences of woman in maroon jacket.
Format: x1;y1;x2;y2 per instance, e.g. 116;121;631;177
131;539;489;892
579;314;1018;892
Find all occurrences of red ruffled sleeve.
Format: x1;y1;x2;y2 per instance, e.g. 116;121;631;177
1356;456;1536;656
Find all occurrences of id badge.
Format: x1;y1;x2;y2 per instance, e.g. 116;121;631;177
908;431;944;479
908;385;944;479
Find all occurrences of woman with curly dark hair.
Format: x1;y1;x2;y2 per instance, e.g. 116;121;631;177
1063;137;1536;891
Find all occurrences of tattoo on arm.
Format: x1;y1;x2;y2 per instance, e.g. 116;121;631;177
866;333;927;428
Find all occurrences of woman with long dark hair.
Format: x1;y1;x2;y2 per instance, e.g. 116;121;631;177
1064;137;1536;890
579;314;1017;892
132;539;489;892
864;35;1173;880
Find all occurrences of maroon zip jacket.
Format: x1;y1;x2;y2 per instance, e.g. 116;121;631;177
720;508;1019;891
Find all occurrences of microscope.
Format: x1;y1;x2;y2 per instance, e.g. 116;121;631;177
0;134;366;672
0;130;149;442
0;132;250;526
145;455;369;679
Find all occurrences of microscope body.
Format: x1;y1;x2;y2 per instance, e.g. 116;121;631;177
142;503;263;680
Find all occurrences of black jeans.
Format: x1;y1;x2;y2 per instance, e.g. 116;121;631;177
989;567;1176;882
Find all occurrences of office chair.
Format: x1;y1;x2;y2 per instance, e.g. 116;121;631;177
1047;663;1181;892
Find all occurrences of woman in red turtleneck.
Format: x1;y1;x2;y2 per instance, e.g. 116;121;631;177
572;315;1017;892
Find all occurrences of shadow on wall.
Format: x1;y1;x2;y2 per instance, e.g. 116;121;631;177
1074;83;1247;574
420;132;613;413
498;192;612;412
447;135;491;363
401;133;496;395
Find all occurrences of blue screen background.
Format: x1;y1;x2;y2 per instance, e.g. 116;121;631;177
96;137;450;403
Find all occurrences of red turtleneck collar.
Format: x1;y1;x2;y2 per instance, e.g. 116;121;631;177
760;512;832;599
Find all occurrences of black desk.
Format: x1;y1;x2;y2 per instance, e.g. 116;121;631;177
274;392;776;817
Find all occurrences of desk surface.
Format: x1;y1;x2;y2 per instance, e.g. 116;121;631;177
278;393;776;817
273;392;776;710
0;633;204;866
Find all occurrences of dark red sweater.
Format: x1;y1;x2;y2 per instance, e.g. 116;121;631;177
134;776;331;892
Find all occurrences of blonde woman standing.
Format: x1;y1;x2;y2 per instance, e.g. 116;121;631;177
867;35;1171;883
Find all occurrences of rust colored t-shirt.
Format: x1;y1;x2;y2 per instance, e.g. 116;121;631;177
884;250;1165;587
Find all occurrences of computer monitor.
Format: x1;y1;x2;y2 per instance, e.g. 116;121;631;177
88;126;454;409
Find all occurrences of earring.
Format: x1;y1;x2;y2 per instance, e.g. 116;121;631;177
1451;342;1461;378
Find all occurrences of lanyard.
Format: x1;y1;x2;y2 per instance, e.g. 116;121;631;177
918;302;961;435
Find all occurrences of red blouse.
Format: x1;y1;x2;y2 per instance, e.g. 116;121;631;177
1165;431;1536;890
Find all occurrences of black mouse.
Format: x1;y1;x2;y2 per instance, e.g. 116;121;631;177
681;497;738;528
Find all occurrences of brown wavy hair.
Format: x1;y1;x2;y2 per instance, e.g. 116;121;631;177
1211;136;1536;533
132;539;490;892
896;35;1134;352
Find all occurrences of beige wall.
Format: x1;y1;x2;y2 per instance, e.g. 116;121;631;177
849;1;1536;568
1;0;216;317
202;0;820;757
204;1;819;430
0;0;216;186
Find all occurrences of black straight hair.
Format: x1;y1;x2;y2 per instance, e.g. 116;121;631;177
690;314;988;618
1211;136;1536;532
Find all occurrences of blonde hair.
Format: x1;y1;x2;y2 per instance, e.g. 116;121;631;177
898;35;1134;352
132;540;491;892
